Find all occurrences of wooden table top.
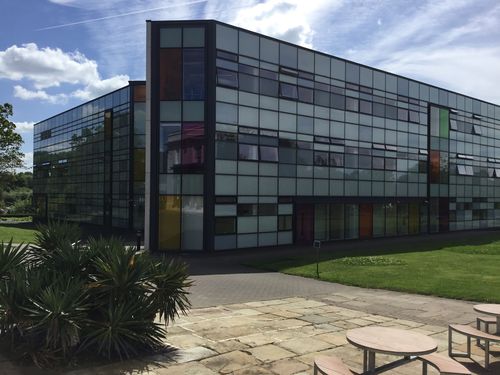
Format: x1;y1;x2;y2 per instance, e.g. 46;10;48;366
346;327;437;356
474;304;500;316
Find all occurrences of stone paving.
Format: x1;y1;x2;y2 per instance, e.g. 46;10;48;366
58;294;498;375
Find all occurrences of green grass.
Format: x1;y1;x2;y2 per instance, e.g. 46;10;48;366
250;234;500;303
0;223;38;243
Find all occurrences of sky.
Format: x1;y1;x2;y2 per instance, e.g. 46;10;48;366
2;0;500;171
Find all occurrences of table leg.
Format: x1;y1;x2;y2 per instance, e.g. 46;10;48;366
367;351;376;372
497;316;500;335
363;350;368;372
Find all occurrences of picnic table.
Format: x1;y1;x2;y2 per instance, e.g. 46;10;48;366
474;304;500;334
346;326;437;374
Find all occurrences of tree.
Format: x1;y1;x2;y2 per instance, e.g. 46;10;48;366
0;103;24;174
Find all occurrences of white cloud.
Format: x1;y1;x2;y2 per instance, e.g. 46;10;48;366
71;74;129;100
14;121;36;133
22;152;33;170
1;43;130;104
0;43;98;89
13;85;67;104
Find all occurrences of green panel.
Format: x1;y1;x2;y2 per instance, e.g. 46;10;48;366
439;108;449;138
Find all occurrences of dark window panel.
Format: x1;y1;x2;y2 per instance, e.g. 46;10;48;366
260;69;278;80
239;73;259;93
373;157;384;169
159;48;182;100
279;147;296;164
331;94;346;110
297;149;313;165
239;63;259;75
259;203;277;216
398;108;408;121
215;196;237;203
314;151;329;166
239;144;259;160
298;86;314;103
297;116;313;134
385;158;396;171
215;217;236;235
216;141;237;160
314;90;330;107
217;68;238;88
259;135;278;146
359;100;372;115
238;204;258;216
260;78;279;97
217;50;238;61
183;48;205;100
278;215;293;231
330;153;344;167
409;110;420;123
346;97;359;112
260;146;278;162
359;155;371;169
345;154;358;168
386;105;398;120
280;83;298;100
279;163;296;176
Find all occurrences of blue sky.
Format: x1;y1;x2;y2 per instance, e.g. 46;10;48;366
2;0;500;170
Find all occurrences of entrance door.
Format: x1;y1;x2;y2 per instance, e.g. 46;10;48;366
295;203;314;244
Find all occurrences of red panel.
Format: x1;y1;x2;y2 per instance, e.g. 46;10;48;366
359;203;373;239
181;123;204;172
159;49;182;101
296;204;314;244
429;150;440;183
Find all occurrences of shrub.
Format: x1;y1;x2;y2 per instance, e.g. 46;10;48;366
0;222;192;367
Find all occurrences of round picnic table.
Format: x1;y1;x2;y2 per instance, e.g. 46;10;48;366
346;326;437;373
474;304;500;334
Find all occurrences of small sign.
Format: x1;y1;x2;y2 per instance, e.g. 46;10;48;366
313;240;321;249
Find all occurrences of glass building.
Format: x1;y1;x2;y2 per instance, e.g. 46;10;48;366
33;81;146;230
34;20;500;252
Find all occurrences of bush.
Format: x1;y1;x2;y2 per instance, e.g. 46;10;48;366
0;222;192;367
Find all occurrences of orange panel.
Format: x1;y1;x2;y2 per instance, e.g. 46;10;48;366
159;49;182;100
429;150;440;183
359;203;373;239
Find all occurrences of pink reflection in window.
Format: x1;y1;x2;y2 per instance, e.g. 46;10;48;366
181;123;204;171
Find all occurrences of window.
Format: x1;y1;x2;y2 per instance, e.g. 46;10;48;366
160;49;182;100
260;146;278;162
297;149;313;165
450;119;458;130
314;90;330;107
473;125;482;135
259;203;277;215
278;215;292;231
385;158;396;171
217;68;238;88
260;78;279;97
457;165;474;176
359;100;372;114
331;94;345;110
373;102;385;117
330;153;344;167
239;73;259;93
215;217;236;234
409;111;420;123
359;155;371;169
238;204;258;216
346;97;359;112
183;48;205;100
372;157;384;170
345;154;358;168
297;116;313;134
280;83;298;99
397;108;408;121
314;151;329;166
159;123;181;173
385;105;397;120
40;130;52;140
298;87;314;103
239;144;258;160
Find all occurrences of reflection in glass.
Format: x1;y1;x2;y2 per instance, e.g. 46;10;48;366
181;123;204;172
183;48;205;100
182;196;203;250
159;123;181;173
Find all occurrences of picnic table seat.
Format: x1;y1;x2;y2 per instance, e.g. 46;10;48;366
313;356;357;375
476;315;497;347
449;324;500;369
418;353;471;375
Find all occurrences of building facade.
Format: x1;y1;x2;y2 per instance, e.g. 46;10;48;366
34;20;500;252
33;81;146;230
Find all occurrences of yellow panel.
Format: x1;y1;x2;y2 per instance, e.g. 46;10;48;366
158;195;181;250
409;202;419;235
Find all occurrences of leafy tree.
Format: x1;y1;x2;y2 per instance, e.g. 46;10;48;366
0;103;24;174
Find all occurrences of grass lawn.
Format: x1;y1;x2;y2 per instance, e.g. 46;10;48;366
0;223;38;243
250;233;500;303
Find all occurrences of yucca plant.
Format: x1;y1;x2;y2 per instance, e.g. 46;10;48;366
0;222;192;367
